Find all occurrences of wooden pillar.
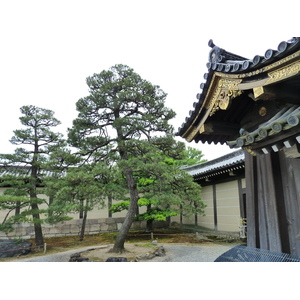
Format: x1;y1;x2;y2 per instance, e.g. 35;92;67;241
271;152;290;254
237;178;245;218
244;151;259;248
245;151;283;252
213;184;217;231
278;152;300;256
256;153;282;252
245;149;300;255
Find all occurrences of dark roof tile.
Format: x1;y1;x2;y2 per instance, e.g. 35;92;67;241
182;149;244;178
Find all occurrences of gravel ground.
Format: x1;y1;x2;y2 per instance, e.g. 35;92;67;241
150;243;237;262
11;245;108;262
12;243;238;262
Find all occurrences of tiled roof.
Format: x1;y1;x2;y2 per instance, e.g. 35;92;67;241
1;153;245;184
177;37;300;138
206;37;300;74
0;165;62;179
182;149;244;179
227;104;300;153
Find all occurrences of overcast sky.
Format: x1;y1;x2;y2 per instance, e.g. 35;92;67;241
0;0;296;161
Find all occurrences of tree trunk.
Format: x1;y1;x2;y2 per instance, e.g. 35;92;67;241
111;168;139;253
79;200;88;241
15;201;21;216
146;204;153;232
31;202;44;247
108;194;112;218
30;149;44;247
146;219;153;233
48;197;53;217
180;204;183;225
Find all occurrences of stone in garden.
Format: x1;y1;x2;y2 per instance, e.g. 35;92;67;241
0;239;32;258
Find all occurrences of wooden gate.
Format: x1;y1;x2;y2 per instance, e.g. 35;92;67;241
245;151;300;256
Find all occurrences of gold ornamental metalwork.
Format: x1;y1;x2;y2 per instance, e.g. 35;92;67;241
259;106;267;116
208;78;242;116
265;61;300;86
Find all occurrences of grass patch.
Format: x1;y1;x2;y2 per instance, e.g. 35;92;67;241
134;242;157;248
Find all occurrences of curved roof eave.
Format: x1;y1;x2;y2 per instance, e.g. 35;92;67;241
182;149;244;177
177;37;300;143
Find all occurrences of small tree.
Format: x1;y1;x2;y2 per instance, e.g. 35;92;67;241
175;146;207;166
46;165;102;241
0;105;65;246
110;152;206;232
68;64;177;252
44;161;127;241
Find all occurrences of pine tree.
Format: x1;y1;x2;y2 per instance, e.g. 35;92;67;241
68;64;177;252
0;105;65;246
110;148;206;232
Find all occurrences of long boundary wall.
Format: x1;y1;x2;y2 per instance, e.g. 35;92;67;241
0;218;169;240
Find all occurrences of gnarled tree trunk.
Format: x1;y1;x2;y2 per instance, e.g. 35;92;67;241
30;153;44;247
110;168;139;253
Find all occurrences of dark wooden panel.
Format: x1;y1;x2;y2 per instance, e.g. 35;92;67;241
245;150;300;255
279;153;300;256
271;152;290;254
257;153;282;252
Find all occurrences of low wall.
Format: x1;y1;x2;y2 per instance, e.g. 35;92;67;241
0;218;168;240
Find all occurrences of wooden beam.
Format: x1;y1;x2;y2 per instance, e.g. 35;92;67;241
253;84;300;103
238;78;269;90
200;121;240;136
253;86;277;100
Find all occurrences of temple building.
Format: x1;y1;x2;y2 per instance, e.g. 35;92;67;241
180;150;246;234
177;37;300;256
